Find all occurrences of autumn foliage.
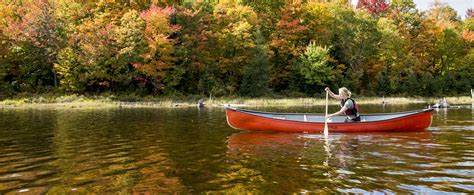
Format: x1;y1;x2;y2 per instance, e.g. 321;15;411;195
356;0;389;16
0;0;472;97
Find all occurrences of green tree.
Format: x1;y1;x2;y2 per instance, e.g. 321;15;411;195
332;9;380;70
376;17;409;94
54;47;84;92
330;8;381;93
298;42;335;86
434;28;467;75
403;73;421;95
240;32;271;97
0;31;15;96
375;68;390;96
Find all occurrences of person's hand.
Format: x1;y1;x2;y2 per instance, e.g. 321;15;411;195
325;114;332;119
324;87;330;92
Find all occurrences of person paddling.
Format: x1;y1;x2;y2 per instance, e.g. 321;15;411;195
324;87;360;122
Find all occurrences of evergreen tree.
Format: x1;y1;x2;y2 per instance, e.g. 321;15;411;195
375;69;390;96
240;31;271;97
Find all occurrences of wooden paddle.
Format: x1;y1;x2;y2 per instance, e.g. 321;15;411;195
324;90;329;136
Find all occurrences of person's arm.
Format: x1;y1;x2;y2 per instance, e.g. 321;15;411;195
326;106;348;118
325;87;342;100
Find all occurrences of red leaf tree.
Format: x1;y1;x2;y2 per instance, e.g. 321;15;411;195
467;8;474;18
357;0;389;15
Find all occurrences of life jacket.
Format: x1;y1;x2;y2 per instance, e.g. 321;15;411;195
340;98;359;116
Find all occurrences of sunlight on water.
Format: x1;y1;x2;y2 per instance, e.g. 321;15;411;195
0;104;473;193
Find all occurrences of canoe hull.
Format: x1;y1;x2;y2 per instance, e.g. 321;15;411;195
226;108;433;133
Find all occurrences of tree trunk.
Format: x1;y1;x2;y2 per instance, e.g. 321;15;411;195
52;68;58;88
471;89;473;102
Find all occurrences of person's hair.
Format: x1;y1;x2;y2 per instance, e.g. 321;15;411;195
339;87;352;98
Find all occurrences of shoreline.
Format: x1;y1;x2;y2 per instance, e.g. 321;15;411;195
0;95;472;109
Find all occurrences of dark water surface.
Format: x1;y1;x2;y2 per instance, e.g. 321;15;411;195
0;104;473;193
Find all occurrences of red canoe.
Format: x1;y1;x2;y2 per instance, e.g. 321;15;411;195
225;107;434;133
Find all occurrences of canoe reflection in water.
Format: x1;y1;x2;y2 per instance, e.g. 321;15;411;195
221;131;439;193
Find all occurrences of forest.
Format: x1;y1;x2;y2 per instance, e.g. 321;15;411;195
0;0;473;98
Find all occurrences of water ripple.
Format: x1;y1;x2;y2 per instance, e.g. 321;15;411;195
1;107;473;193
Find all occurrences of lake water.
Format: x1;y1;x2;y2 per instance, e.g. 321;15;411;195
0;104;473;193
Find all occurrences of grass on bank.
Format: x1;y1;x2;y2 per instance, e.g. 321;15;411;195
0;94;196;108
0;93;472;109
208;96;472;106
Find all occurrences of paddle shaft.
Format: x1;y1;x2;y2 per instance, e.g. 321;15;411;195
325;91;328;117
324;90;329;135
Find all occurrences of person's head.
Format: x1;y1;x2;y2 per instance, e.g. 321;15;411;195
338;87;351;99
